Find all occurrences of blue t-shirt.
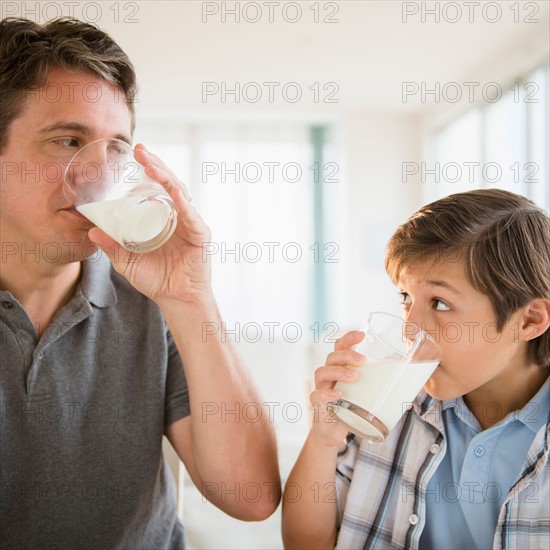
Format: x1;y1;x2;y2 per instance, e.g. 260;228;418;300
420;376;549;549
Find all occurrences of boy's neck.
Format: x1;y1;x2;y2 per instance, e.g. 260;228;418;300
464;365;549;430
0;258;82;337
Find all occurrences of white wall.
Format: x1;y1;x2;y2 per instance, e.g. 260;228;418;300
161;109;424;549
340;112;423;326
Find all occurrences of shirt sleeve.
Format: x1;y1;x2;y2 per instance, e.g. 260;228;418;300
164;326;191;427
335;434;360;527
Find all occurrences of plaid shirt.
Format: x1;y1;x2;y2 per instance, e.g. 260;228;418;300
335;390;550;550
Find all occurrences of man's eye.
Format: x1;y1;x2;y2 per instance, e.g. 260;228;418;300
399;292;412;305
433;299;451;311
53;138;79;148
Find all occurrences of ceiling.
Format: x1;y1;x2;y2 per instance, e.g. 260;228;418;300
35;1;550;118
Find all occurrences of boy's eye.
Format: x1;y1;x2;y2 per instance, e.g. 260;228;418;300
433;299;451;311
399;292;450;312
399;292;412;305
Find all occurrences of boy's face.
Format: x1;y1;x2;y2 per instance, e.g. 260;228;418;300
0;67;132;264
398;258;531;402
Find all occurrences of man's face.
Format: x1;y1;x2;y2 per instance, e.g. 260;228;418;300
397;258;530;402
0;68;132;263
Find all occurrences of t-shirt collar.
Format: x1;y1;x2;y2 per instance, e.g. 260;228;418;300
79;251;117;308
440;375;550;435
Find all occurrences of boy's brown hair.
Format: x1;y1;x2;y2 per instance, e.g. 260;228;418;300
0;17;137;152
385;189;550;367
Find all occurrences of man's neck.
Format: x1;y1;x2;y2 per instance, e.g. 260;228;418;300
0;258;82;336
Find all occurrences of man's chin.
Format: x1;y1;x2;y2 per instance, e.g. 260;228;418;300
81;241;101;259
43;235;100;264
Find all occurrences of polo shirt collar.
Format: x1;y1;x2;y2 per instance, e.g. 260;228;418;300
79;251;117;308
439;375;549;435
515;375;549;434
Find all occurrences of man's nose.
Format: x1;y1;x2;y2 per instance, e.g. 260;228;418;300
85;142;110;164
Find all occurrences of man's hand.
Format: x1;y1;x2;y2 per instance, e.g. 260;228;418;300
88;143;211;304
90;143;280;520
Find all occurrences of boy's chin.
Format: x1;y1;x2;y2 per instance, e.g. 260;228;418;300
423;380;461;402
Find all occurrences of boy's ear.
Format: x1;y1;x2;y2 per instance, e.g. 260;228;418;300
519;298;550;341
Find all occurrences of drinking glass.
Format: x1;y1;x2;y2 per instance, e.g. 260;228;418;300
326;312;442;442
63;138;178;253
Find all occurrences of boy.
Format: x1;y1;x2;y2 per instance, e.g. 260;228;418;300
282;189;549;549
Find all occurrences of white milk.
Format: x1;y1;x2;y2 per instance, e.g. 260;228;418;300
77;196;172;248
334;359;439;438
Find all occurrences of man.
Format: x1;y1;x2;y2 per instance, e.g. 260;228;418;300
0;17;280;549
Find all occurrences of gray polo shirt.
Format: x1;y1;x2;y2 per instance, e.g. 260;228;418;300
0;253;190;549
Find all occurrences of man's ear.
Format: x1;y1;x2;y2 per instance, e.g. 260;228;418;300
519;298;550;342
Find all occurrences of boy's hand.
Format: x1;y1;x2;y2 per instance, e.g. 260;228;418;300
309;330;366;447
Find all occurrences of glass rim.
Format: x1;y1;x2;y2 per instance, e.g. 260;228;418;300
63;137;134;183
359;310;441;358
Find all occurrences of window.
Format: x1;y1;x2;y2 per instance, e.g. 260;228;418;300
433;108;482;194
528;67;550;209
135;122;325;327
484;90;527;195
431;63;549;212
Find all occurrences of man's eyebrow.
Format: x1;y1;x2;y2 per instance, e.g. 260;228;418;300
425;280;464;296
39;122;131;145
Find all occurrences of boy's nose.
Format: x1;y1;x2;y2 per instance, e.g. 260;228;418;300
404;308;438;339
403;305;421;326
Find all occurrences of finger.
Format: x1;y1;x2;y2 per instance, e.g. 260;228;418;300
132;144;198;223
314;364;359;390
143;162;191;203
134;144;192;202
134;143;165;170
325;349;365;367
138;161;210;247
334;330;365;351
160;178;211;247
310;388;342;407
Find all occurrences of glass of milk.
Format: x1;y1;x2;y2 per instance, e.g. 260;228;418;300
326;312;442;442
63;138;178;253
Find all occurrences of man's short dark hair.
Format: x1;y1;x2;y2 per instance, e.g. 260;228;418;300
0;17;137;151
